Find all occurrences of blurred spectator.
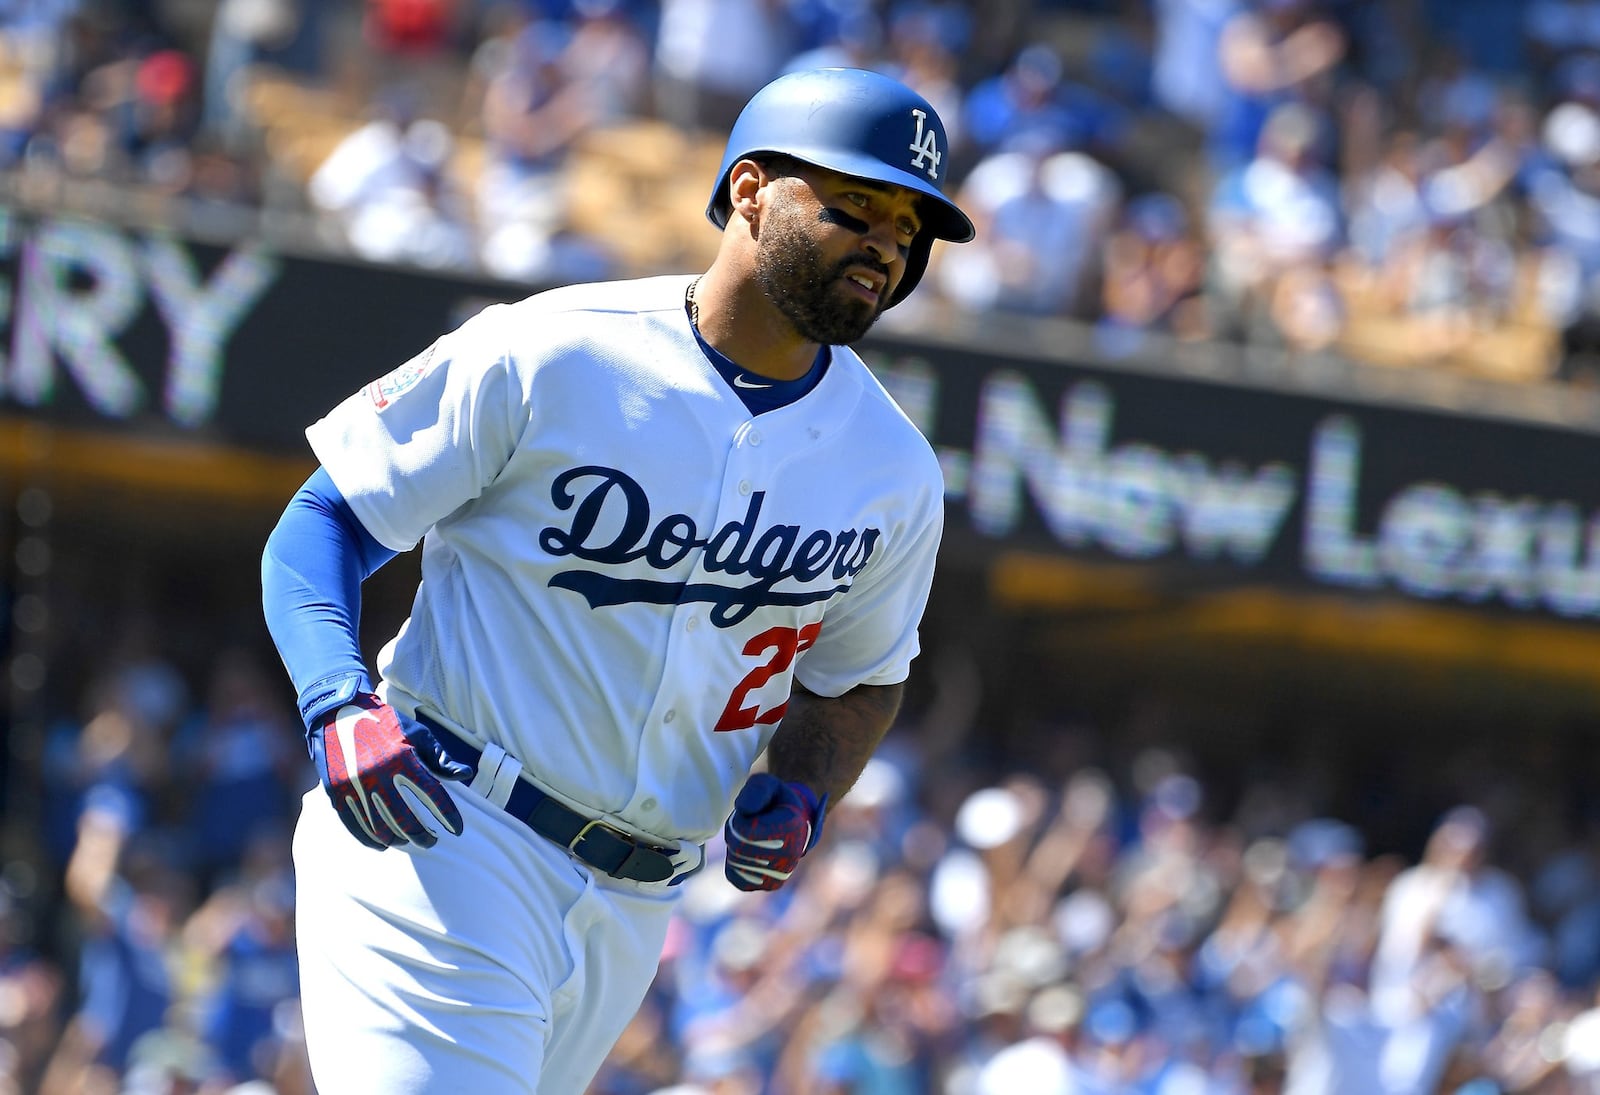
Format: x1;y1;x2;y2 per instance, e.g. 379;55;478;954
41;682;171;871
960;44;1090;162
308;91;477;270
972;983;1093;1095
1206;99;1344;347
202;0;324;147
1524;0;1600;80
473;17;593;278
1096;191;1212;351
0;22;51;167
1530;97;1600;364
305;85;419;216
1382;208;1518;361
84;42;205;189
1280;819;1379;985
354;119;477;269
1344;127;1433;271
183;855;300;1086
781;8;883;77
928;780;1035;945
1152;0;1243;135
364;0;457;58
1370;806;1547;1023
589;994;685;1093
357;0;469;112
653;0;793;134
1210;0;1346;170
557;0;651;126
180;136;266;227
935;134;1121;318
1533;826;1600;989
43;800;194;1092
1477;970;1568;1091
1415;44;1502;142
1563;988;1600;1087
458;0;530;118
1281;960;1479;1095
0;877;66;1094
174;650;305;885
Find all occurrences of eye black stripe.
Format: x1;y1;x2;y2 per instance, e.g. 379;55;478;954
818;206;870;234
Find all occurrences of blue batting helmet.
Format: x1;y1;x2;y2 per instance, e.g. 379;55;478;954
706;67;976;308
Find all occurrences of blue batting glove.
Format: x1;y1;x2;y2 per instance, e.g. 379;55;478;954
723;773;828;891
307;694;473;850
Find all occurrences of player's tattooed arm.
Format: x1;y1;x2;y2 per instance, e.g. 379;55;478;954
764;681;904;801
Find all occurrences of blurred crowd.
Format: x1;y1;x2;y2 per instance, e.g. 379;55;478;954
2;633;1598;1094
8;0;1600;381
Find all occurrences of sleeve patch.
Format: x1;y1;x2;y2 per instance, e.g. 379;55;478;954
366;344;437;410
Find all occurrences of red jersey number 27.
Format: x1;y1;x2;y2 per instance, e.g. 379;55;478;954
715;622;822;731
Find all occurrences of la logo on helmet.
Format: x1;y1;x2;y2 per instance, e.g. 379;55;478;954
908;108;942;180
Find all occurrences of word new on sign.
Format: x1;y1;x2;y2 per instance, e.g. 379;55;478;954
870;355;1600;622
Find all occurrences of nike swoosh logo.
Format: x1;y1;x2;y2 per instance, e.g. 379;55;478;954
727;822;792;851
732;375;772;389
333;705;375;777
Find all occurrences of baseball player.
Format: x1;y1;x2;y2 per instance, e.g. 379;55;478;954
260;67;974;1093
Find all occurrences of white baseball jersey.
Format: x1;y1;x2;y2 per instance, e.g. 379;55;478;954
306;274;944;843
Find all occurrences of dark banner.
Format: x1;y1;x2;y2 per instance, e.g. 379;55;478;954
862;339;1600;623
5;211;1600;622
0;211;517;450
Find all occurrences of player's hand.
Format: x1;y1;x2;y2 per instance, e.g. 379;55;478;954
723;773;828;891
307;694;473;850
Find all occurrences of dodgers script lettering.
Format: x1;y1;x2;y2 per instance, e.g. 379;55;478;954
539;466;880;627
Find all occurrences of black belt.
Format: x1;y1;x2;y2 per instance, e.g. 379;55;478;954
417;714;679;884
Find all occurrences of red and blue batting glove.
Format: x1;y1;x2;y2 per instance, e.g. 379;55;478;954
723;773;829;891
308;693;473;850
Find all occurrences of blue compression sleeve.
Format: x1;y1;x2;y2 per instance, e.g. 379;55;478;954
261;467;400;730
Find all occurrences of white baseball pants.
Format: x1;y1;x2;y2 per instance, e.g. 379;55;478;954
292;784;680;1093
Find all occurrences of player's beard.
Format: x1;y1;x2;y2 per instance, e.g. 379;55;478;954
755;208;888;345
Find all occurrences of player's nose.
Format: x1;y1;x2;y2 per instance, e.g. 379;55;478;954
858;216;901;267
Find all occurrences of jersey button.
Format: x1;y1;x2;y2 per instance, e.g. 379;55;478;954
686;617;699;632
749;431;763;446
663;710;676;723
641;798;658;811
738;480;751;495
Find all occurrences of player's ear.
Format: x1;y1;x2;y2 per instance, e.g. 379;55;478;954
727;158;769;227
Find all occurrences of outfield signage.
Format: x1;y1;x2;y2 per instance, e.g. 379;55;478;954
866;343;1600;621
0;212;501;449
3;210;1599;620
0;213;278;427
